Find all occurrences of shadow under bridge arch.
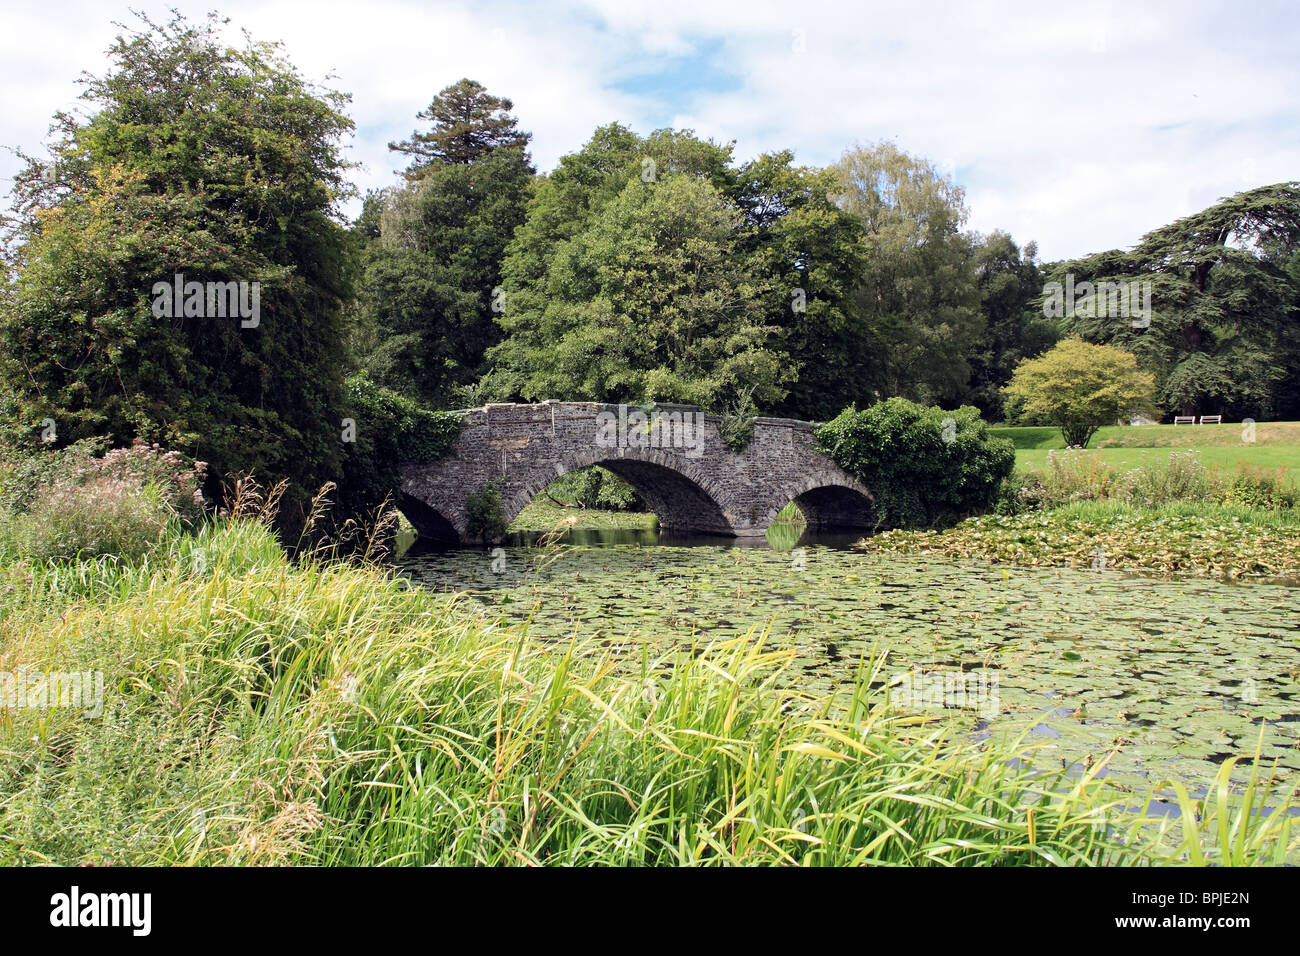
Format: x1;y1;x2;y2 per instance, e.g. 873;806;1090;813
520;455;735;537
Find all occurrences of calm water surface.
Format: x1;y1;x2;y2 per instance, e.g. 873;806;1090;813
398;525;1300;796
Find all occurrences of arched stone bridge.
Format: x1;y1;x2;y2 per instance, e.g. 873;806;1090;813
399;401;876;545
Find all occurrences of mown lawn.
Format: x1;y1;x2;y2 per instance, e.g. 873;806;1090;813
510;498;657;532
991;422;1300;472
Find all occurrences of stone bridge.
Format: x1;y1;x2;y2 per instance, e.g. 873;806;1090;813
399;401;876;545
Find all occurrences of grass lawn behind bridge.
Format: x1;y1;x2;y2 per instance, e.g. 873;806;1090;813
991;421;1300;473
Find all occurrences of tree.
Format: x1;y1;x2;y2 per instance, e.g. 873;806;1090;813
831;142;984;404
493;172;786;408
365;80;532;411
388;78;530;175
1003;339;1156;448
964;231;1056;420
1049;183;1300;419
733;152;870;420
485;125;873;420
359;83;533;406
487;126;791;412
482;124;647;407
0;12;355;522
1279;247;1300;419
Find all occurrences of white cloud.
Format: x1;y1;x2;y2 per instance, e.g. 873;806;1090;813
1;0;1296;259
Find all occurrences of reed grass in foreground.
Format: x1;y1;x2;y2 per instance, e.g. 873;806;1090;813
1;518;1295;865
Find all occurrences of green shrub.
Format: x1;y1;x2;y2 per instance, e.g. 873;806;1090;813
0;439;207;562
815;399;1015;528
993;471;1040;515
720;408;756;454
720;386;758;454
338;373;462;517
1223;464;1297;509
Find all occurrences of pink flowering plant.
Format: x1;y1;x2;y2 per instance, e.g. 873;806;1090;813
0;438;207;562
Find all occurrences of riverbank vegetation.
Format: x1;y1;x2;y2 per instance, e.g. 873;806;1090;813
3;10;1300;869
857;446;1300;578
4;12;1300;525
3;493;1296;865
859;503;1300;579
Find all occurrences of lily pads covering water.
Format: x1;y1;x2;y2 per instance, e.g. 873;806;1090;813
401;542;1300;799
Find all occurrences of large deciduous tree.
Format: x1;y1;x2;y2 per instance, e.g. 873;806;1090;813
495;170;786;408
487;127;753;411
831;142;984;405
486;125;867;419
733;152;870;420
0;11;355;521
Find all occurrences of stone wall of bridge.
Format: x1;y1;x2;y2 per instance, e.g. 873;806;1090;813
399;401;875;545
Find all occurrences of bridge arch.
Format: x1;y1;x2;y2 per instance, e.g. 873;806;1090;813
507;448;735;536
758;479;877;533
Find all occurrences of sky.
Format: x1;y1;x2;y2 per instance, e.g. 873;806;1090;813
1;0;1296;260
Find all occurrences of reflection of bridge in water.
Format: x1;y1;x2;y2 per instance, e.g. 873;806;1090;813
399;402;876;546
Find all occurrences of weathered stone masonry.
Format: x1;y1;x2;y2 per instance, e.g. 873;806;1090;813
399;401;876;544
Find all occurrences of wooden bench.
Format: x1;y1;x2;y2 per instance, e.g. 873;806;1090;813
1199;415;1222;425
1173;416;1196;425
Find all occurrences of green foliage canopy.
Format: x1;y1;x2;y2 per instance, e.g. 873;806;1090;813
487;126;866;417
1048;183;1300;419
966;231;1056;420
339;373;462;519
1003;338;1157;448
831;142;984;405
355;79;534;409
0;12;356;523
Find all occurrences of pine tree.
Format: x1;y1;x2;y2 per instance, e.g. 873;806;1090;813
388;78;530;175
360;81;534;407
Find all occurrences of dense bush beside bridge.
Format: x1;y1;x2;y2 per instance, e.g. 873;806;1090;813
816;398;1015;528
338;373;462;518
